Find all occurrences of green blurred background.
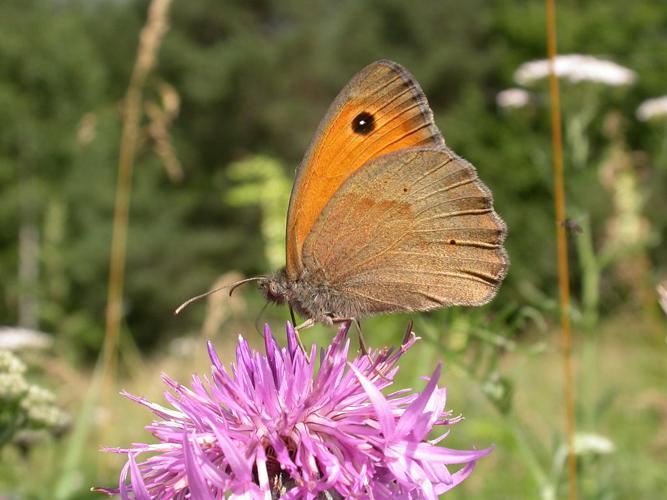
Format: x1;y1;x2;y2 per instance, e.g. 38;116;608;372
1;0;666;498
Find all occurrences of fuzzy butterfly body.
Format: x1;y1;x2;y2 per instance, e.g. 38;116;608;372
259;60;508;325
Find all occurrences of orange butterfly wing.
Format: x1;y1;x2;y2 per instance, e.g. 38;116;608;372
301;148;508;314
286;60;444;279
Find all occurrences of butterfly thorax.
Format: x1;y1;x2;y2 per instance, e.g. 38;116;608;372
259;269;364;325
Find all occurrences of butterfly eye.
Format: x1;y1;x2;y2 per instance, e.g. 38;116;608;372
351;111;375;135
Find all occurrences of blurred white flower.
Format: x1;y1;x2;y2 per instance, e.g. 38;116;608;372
636;96;667;121
0;327;52;351
657;282;667;316
497;88;532;109
514;54;636;87
168;335;198;357
573;433;616;455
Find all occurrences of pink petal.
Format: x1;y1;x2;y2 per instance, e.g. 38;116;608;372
127;453;151;500
182;434;213;499
207;419;252;483
395;364;442;437
349;364;395;439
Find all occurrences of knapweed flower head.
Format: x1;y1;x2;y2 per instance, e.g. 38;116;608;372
98;323;491;499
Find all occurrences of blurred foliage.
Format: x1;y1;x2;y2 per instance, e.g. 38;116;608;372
0;0;666;498
225;155;291;270
2;0;667;352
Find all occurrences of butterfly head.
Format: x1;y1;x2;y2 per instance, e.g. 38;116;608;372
259;269;291;305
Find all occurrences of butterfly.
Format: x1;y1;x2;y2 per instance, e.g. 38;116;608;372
177;60;509;331
253;60;509;328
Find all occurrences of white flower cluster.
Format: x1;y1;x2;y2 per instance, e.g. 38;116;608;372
0;349;70;443
514;54;636;87
0;372;29;400
636;96;667;121
497;54;636;110
496;88;533;109
0;350;28;400
0;327;52;351
20;386;70;429
0;349;26;374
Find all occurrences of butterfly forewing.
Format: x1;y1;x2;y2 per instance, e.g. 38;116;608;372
286;60;444;279
301;148;508;315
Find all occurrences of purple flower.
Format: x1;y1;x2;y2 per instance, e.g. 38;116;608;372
96;323;491;499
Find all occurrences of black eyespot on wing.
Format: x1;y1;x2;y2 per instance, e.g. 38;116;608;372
449;239;456;245
352;111;375;135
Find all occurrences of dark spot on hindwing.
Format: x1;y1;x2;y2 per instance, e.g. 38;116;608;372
449;239;456;245
352;111;375;135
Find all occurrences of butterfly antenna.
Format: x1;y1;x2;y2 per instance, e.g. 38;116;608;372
229;276;264;296
174;285;230;315
174;276;264;315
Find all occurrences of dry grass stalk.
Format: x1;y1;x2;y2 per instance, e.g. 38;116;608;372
102;0;173;386
145;81;183;182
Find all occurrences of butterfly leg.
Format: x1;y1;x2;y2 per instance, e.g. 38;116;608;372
330;317;366;351
350;319;370;357
293;317;315;354
289;304;298;328
331;317;391;381
289;303;311;354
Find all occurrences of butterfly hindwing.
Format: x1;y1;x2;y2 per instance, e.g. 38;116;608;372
301;147;508;315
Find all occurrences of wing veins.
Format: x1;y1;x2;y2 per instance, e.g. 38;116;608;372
340;288;407;309
416;208;494;222
330;100;425;172
307;73;404;181
317;156;462;280
375;122;435;156
349;268;498;285
332;232;410;283
386;250;503;265
343;284;450;308
373;85;415;114
314;75;425;183
313;138;430;268
412;177;478;202
414;194;490;218
316;99;426;187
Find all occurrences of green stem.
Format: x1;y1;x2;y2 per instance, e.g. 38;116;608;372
0;421;17;449
574;216;599;431
422;327;552;498
503;411;554;499
575;216;599;331
0;404;24;450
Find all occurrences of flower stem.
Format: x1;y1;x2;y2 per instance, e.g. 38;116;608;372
502;411;553;499
545;0;578;498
